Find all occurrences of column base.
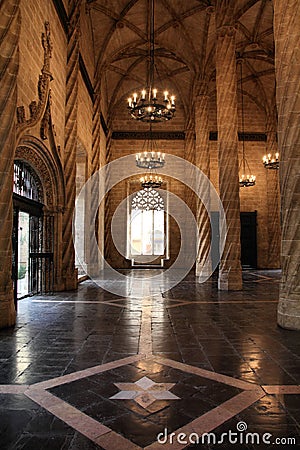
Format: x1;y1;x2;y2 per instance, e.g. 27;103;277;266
278;296;300;330
61;268;78;291
264;259;281;270
86;263;102;278
65;274;78;290
196;262;212;283
218;267;242;291
278;310;300;330
0;293;16;329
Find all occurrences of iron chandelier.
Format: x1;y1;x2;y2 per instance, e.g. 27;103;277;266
140;174;163;189
262;152;279;169
135;124;164;189
127;0;176;122
238;60;256;188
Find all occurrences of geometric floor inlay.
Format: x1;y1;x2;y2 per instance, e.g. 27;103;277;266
1;275;299;449
110;376;180;409
1;354;299;449
37;355;262;448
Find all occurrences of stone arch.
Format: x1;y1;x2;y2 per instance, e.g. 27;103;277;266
15;135;65;212
13;159;44;204
15;135;66;291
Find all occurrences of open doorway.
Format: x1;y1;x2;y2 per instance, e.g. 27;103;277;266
240;211;257;268
12;160;54;306
17;211;30;298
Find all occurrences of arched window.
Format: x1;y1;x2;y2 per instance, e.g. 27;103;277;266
13;160;42;202
129;188;165;258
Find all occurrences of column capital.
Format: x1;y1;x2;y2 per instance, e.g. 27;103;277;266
206;6;214;15
184;127;195;137
266;107;278;134
195;81;209;98
216;25;236;38
68;0;82;25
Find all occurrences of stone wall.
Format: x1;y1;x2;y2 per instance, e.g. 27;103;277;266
105;90;280;270
16;0;96;287
107;97;192;270
18;0;67;148
106;136;185;268
209;94;279;269
9;0;282;285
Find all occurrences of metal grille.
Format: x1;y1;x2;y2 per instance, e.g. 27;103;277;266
13;161;42;202
131;188;164;211
29;215;54;295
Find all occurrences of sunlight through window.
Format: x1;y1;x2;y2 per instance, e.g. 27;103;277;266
130;188;165;257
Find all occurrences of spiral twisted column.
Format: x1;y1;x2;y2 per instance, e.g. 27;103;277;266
0;0;20;327
274;0;300;329
88;92;102;275
266;111;281;268
98;118;107;269
183;124;196;268
215;10;242;290
104;130;113;264
194;85;212;279
62;0;81;289
184;124;196;211
91;94;101;174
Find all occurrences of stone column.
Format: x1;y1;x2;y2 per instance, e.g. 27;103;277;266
88;91;102;276
0;0;21;327
184;123;196;208
194;83;212;279
184;123;196;269
215;0;242;290
62;0;81;289
104;129;112;264
274;0;300;329
98;114;106;270
266;108;281;269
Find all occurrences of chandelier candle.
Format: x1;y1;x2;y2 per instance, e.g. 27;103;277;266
127;0;176;122
262;152;280;169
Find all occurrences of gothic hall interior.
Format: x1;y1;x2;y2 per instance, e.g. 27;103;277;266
0;1;299;449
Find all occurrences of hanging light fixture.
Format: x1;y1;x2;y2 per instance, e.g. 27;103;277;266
135;124;164;189
135;149;165;170
239;172;256;187
262;152;279;169
127;0;176;122
238;60;256;188
140;174;163;189
135;124;165;169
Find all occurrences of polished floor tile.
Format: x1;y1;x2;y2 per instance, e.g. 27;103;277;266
0;270;299;449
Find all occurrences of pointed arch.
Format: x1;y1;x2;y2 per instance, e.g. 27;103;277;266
15;135;65;211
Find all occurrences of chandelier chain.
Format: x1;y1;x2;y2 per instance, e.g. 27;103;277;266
238;59;256;188
127;0;175;122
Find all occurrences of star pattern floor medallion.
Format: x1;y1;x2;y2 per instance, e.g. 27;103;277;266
110;376;180;408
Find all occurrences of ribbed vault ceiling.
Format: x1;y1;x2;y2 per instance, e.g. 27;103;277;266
86;0;275;124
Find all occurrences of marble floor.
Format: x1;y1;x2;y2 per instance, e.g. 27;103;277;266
0;270;300;449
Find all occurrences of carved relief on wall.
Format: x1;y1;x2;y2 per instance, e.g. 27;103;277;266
40;93;51;141
16;22;53;143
